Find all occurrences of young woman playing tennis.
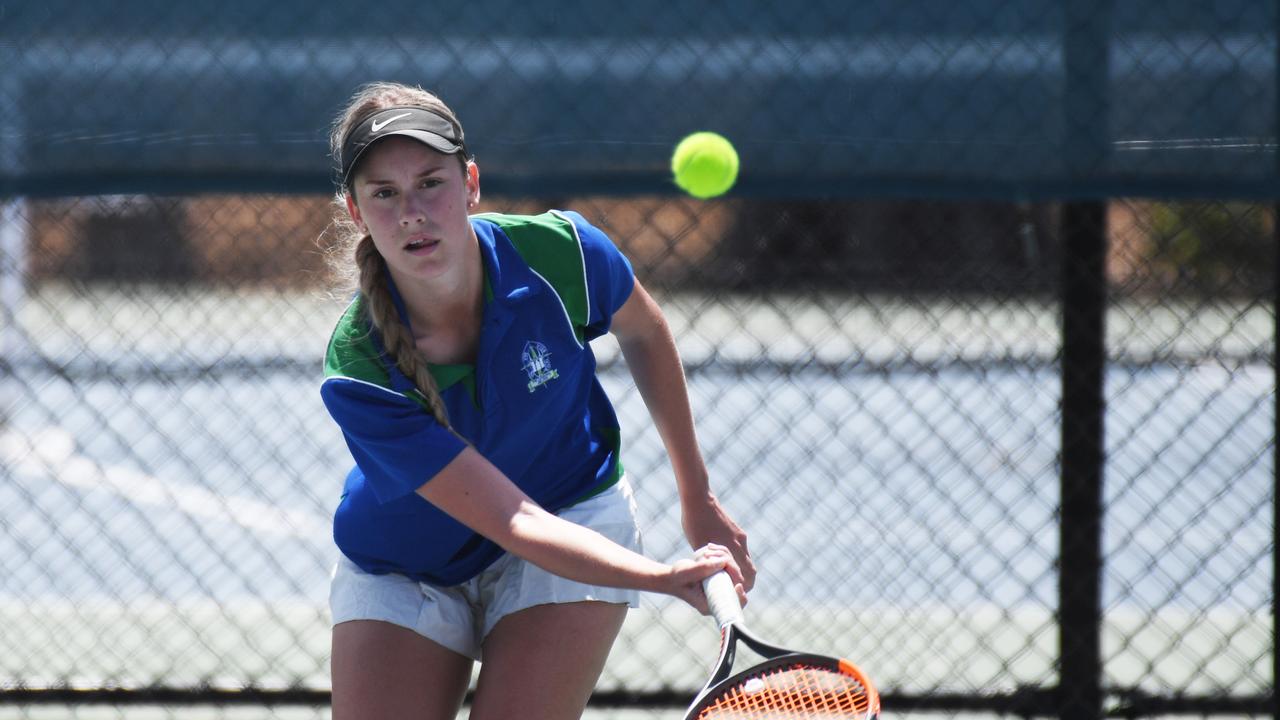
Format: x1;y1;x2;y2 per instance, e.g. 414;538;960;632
320;81;755;720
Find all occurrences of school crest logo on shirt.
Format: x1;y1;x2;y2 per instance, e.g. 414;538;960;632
521;341;560;392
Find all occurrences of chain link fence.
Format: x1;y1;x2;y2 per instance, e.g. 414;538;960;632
0;1;1275;719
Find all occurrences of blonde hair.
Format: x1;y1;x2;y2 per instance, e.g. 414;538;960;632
326;82;469;428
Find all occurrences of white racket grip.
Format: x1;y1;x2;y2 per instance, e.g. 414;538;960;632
702;570;745;628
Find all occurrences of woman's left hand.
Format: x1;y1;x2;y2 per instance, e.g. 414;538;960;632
681;493;756;591
665;543;747;614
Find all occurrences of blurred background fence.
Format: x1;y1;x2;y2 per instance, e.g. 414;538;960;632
0;1;1275;719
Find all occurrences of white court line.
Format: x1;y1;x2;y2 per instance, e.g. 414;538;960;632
0;426;330;539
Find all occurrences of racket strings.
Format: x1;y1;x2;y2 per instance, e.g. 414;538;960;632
697;663;874;719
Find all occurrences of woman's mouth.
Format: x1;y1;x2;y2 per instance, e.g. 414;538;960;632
404;237;440;253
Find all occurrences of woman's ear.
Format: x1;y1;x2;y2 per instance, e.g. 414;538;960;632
344;192;366;234
465;160;481;209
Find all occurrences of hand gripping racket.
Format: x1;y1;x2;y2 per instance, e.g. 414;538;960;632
684;571;881;720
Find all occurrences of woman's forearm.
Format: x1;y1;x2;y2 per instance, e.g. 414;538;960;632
609;280;757;588
502;501;744;612
417;448;683;594
613;286;710;498
503;500;670;591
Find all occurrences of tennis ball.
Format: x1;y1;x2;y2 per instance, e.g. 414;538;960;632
671;132;739;199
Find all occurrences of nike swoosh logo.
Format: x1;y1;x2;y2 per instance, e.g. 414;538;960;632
371;112;412;133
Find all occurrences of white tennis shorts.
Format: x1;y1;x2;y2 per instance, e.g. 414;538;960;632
329;476;643;661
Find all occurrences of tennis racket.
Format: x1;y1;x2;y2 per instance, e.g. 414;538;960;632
684;571;881;720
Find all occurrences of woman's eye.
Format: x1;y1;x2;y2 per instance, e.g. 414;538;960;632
372;188;395;199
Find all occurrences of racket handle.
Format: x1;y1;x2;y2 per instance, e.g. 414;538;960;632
702;570;745;628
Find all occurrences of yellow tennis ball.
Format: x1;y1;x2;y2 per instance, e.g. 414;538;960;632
671;132;739;199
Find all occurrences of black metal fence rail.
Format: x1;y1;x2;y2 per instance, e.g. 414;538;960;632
1;687;1274;716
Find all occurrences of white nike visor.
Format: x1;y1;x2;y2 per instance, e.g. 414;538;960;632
339;106;470;188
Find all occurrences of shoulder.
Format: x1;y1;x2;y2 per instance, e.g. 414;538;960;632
471;210;593;265
472;210;627;282
321;299;429;422
472;211;633;336
321;297;450;416
473;210;594;321
323;296;391;389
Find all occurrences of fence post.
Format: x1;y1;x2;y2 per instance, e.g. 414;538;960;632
1058;201;1106;720
1273;10;1279;711
0;66;28;372
1273;16;1279;711
1058;2;1111;720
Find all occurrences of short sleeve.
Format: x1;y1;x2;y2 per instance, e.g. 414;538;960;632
561;210;635;339
320;377;468;504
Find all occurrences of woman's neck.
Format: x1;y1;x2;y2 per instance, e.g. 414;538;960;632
389;239;486;364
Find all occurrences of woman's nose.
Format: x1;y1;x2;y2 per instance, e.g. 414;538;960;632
400;197;426;226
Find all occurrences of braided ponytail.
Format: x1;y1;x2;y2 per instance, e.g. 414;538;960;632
326;82;470;429
355;236;451;427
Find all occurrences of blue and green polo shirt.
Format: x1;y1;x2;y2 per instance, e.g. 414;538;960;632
320;210;635;586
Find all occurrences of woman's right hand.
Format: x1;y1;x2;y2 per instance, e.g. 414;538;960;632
665;543;748;615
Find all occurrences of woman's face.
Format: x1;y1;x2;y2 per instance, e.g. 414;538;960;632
346;135;480;285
